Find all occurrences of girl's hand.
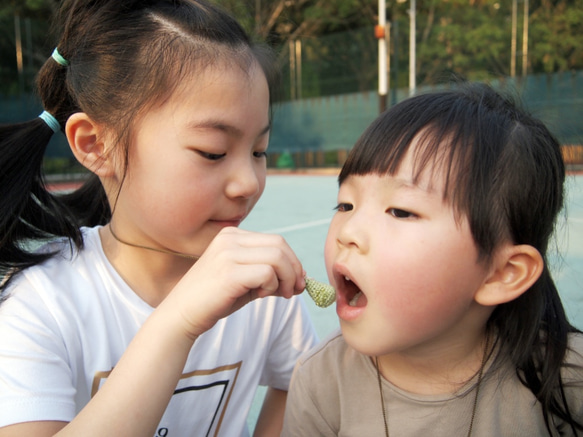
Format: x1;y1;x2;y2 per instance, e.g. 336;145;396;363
162;227;305;340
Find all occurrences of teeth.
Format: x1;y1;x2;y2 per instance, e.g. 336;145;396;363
348;291;363;307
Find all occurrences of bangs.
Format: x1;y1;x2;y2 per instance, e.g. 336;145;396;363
338;84;530;260
339;91;477;217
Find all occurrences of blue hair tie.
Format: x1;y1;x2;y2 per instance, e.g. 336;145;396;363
51;47;69;67
39;111;61;134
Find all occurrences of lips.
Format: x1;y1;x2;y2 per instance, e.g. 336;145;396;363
211;214;245;228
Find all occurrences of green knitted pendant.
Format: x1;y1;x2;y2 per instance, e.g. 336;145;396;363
304;276;336;308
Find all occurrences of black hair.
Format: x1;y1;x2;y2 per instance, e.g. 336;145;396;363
0;0;278;290
340;82;582;433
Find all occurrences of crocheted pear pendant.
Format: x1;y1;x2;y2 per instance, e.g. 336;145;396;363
304;276;336;308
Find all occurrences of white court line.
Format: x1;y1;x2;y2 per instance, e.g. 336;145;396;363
570;217;583;223
263;218;332;234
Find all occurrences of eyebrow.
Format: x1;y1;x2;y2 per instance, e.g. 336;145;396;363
186;119;271;139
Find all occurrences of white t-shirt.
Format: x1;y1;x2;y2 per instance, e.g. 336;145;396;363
0;227;318;436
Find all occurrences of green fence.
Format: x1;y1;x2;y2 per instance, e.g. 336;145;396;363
1;13;582;169
268;70;583;156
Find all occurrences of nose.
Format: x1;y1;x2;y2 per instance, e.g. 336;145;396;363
333;207;370;254
225;158;263;199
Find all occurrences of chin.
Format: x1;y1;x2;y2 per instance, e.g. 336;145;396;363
339;323;386;357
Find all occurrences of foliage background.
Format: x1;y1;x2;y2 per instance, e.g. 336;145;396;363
1;0;582;167
2;0;583;97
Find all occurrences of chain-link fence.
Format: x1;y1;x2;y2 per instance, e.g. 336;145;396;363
1;20;581;169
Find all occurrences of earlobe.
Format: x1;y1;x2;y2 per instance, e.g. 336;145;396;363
65;112;114;177
475;244;544;306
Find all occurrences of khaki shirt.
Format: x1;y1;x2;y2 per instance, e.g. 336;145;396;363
282;330;583;436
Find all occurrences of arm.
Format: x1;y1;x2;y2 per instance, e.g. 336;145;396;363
253;388;287;437
0;228;305;437
0;298;197;437
0;422;67;437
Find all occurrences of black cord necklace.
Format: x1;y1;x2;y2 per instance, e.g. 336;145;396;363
108;225;200;261
374;335;490;437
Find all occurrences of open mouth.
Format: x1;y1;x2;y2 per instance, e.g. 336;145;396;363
340;275;367;307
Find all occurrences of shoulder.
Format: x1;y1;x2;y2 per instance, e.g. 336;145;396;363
297;329;348;367
294;329;366;382
567;332;583;358
1;226;109;311
14;226;103;273
554;332;583;429
563;332;583;378
284;331;377;436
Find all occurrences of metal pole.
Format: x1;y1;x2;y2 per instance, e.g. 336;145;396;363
377;0;387;113
255;0;261;33
408;0;416;95
14;14;24;96
386;21;391;109
296;40;302;100
289;39;296;100
391;20;399;106
522;0;529;77
510;0;517;77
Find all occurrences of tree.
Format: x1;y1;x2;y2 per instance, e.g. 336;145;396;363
0;0;56;95
1;0;582;97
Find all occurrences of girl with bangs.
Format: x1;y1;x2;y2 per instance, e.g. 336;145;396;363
283;83;583;436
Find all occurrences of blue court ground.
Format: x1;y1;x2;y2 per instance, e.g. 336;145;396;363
242;172;583;432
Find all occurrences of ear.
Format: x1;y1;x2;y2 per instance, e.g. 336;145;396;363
474;244;544;306
65;112;115;177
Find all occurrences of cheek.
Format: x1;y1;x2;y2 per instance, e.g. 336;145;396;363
323;222;339;281
256;171;267;198
371;250;484;334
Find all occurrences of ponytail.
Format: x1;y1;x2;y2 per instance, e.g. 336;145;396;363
0;116;78;276
0;48;109;288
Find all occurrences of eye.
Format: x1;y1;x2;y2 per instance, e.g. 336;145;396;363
334;203;353;212
198;151;226;161
253;150;268;158
387;208;417;219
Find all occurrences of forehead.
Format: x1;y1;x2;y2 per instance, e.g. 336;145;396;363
165;58;264;106
387;130;455;196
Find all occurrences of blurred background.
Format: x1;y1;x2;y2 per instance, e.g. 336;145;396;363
1;0;582;174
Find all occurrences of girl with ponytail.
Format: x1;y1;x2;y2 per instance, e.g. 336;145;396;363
0;1;317;435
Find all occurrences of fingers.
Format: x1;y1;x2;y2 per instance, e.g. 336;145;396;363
210;227;305;298
166;227;306;339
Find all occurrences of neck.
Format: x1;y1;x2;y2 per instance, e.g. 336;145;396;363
108;225;200;261
101;225;195;307
374;333;492;437
375;334;492;395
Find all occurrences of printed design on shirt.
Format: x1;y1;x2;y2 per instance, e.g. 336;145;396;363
92;361;242;436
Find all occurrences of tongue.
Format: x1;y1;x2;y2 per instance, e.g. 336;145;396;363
348;291;366;307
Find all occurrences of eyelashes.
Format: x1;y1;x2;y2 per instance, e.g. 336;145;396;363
333;203;353;212
197;150;267;161
387;208;416;219
334;204;417;219
198;151;226;161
